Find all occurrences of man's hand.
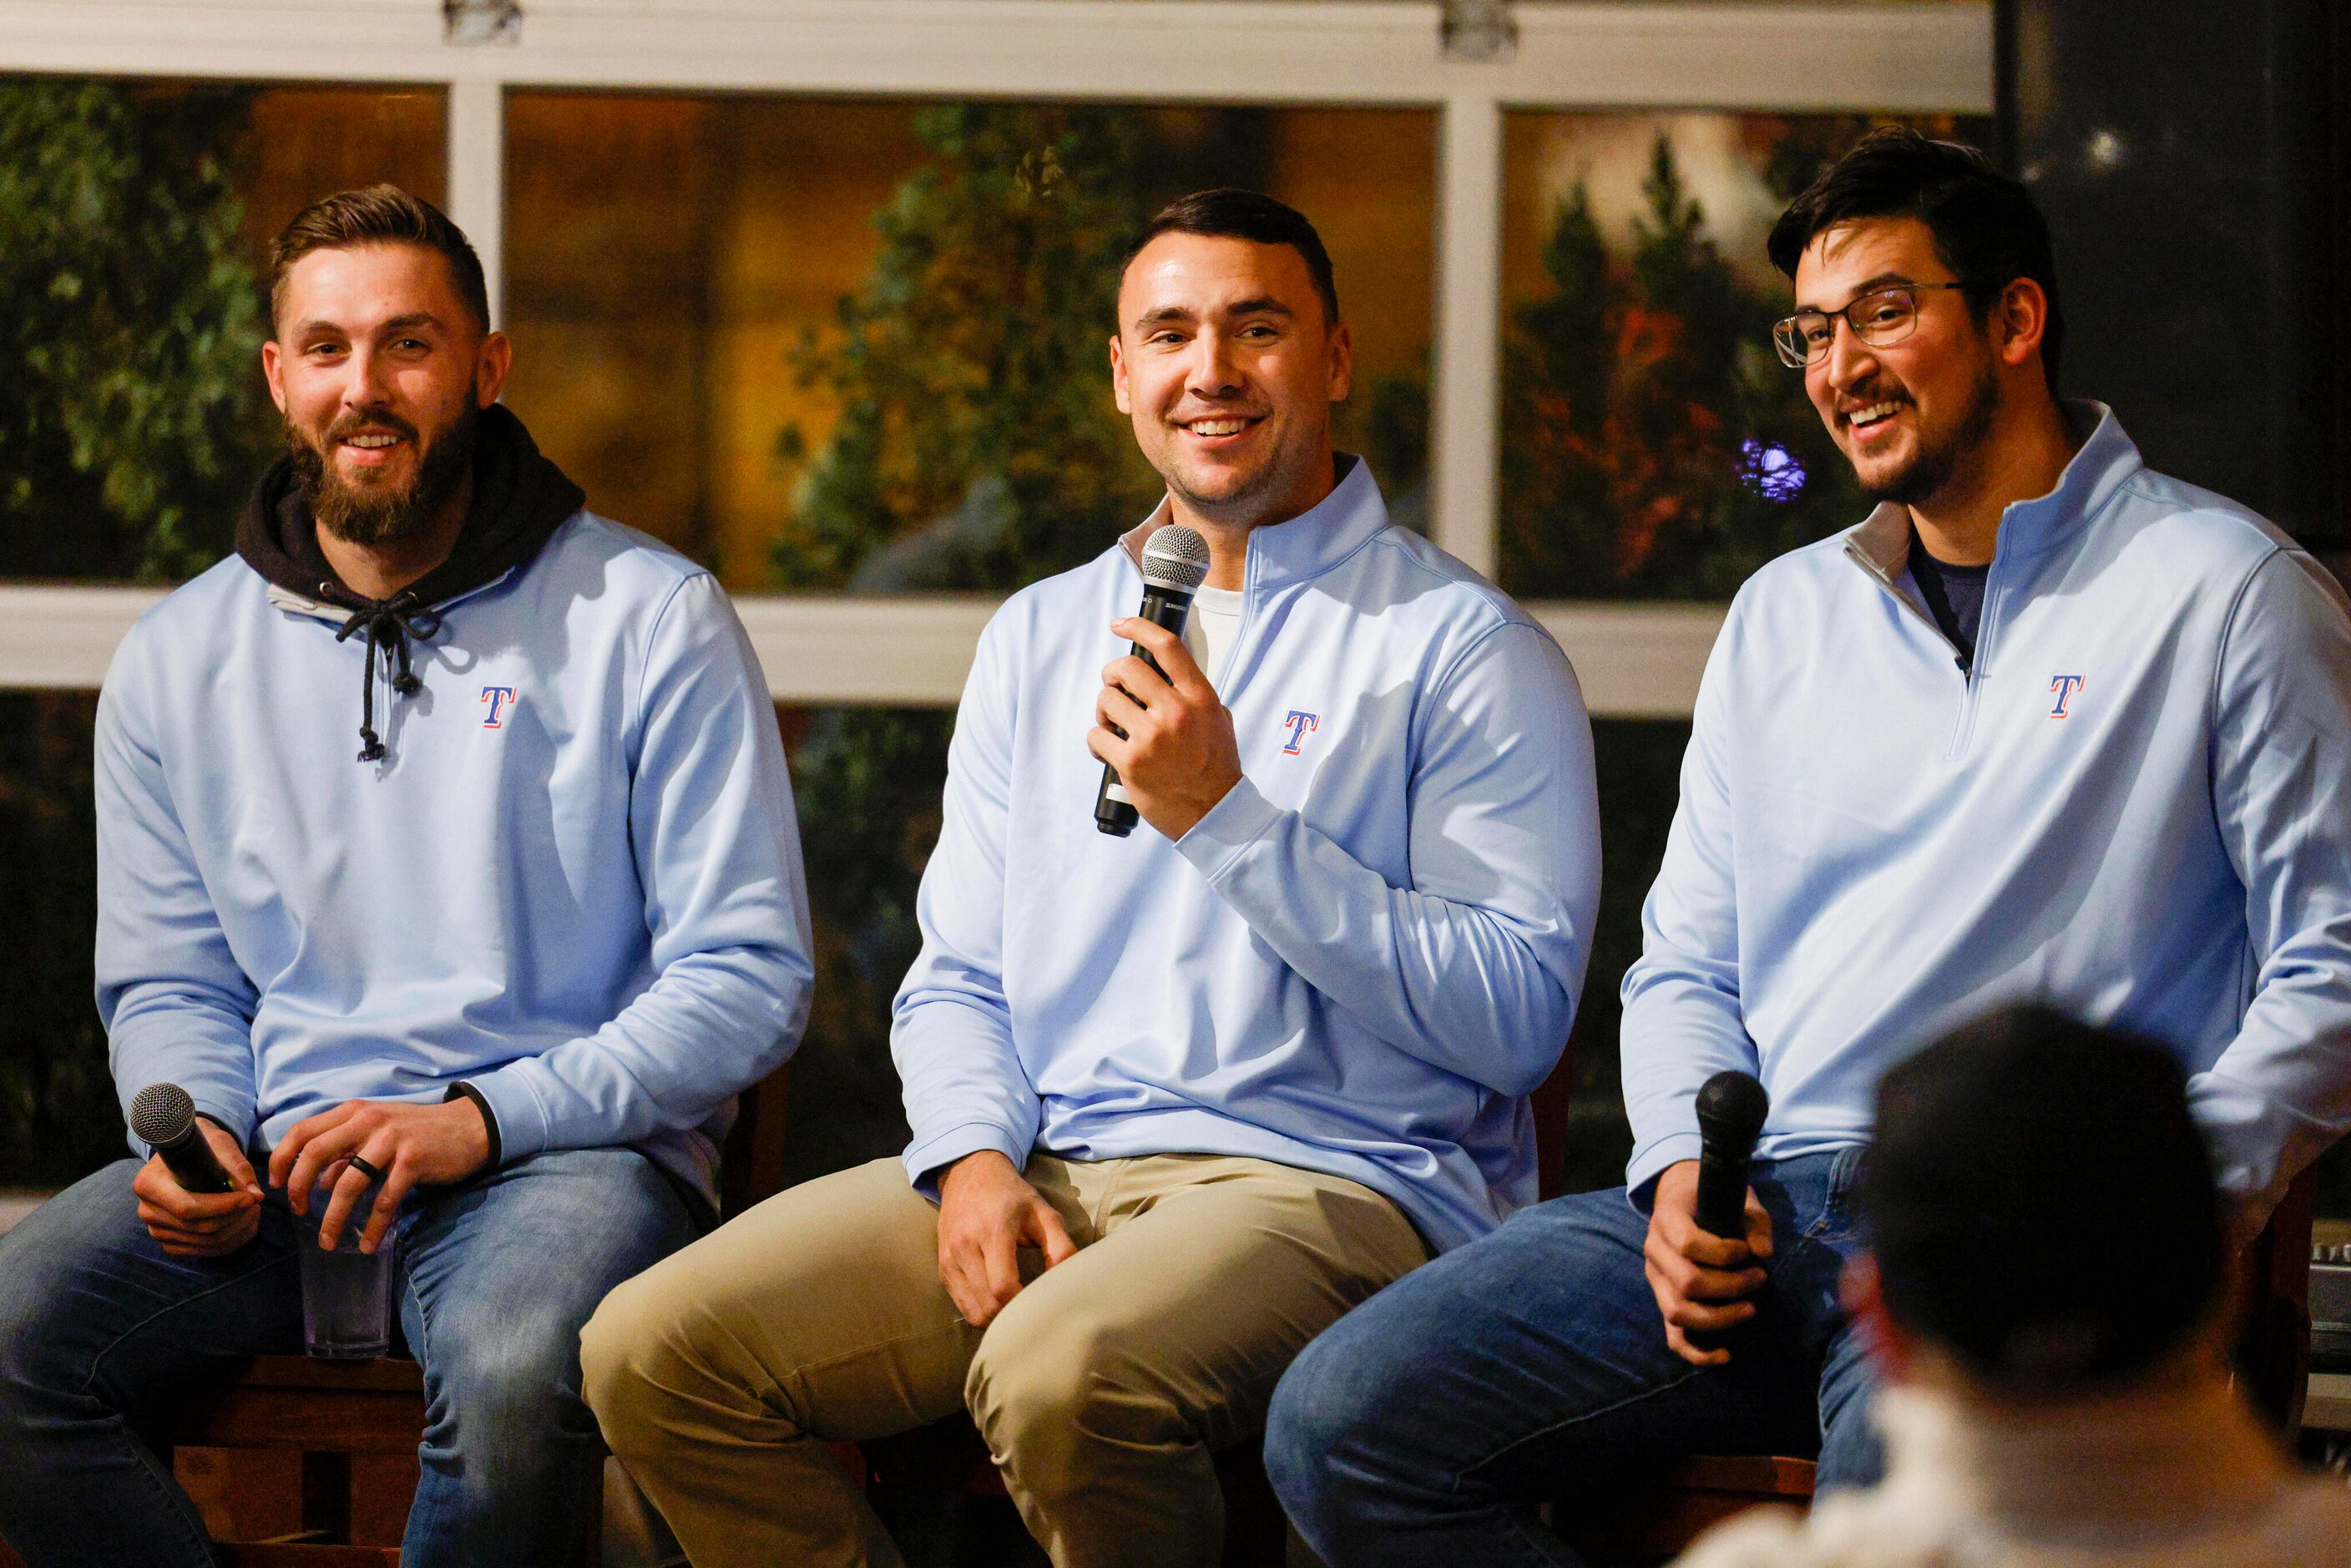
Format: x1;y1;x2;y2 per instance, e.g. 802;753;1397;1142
1644;1158;1772;1367
935;1150;1076;1328
133;1116;265;1258
1089;616;1243;842
269;1098;493;1255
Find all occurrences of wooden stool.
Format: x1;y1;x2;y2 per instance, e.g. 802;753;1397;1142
856;1412;1293;1568
158;1353;442;1568
149;1061;795;1565
1560;1454;1817;1568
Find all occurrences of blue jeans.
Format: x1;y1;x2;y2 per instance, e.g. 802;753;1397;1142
1265;1149;1881;1567
0;1146;697;1568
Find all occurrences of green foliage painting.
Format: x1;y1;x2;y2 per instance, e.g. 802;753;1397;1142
0;79;274;1186
0;79;271;583
766;106;1183;1181
1501;134;1866;600
763;104;1438;1183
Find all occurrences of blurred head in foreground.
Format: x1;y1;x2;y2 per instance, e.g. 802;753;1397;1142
1848;1004;2229;1403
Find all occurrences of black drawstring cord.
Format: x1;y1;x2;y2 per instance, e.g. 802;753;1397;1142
333;589;443;761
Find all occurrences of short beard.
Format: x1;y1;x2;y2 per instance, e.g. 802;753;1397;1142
289;399;482;550
1159;421;1313;526
1863;362;2001;508
1166;455;1284;523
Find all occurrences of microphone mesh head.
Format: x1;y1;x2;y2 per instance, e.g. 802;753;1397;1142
1695;1070;1771;1147
1140;524;1211;593
129;1082;196;1148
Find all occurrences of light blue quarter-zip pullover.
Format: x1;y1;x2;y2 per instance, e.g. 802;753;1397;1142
892;458;1601;1252
94;513;815;1212
1622;406;2351;1219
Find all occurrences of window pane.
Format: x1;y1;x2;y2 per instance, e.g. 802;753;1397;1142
0;78;446;584
1498;111;1990;601
771;704;940;1186
0;693;118;1188
1555;719;1684;1194
503;94;1436;594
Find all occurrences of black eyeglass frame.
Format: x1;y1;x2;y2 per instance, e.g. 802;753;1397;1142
1772;281;1977;370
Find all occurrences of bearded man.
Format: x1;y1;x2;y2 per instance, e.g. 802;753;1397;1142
1265;129;2351;1567
0;185;815;1568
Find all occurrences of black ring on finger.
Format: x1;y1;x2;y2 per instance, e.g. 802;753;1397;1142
346;1155;387;1184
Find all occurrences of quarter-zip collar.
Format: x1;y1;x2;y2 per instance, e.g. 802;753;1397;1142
1844;400;2139;584
1117;453;1385;590
235;404;587;761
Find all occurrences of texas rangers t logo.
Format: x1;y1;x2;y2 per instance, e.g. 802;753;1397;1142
1281;711;1320;755
2048;675;2085;719
480;685;517;728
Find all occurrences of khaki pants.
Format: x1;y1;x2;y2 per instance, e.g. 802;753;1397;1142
580;1152;1425;1568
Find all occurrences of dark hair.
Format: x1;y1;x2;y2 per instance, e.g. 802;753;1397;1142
1126;189;1340;327
268;185;491;336
1863;1005;2226;1398
1767;128;2062;390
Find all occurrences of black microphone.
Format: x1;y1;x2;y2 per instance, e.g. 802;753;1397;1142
1095;523;1211;837
1692;1070;1770;1240
128;1083;237;1196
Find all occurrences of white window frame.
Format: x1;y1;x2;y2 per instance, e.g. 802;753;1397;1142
0;0;1991;717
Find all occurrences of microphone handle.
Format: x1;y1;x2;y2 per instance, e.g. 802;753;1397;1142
1691;1144;1752;1240
1094;586;1196;837
156;1124;237;1196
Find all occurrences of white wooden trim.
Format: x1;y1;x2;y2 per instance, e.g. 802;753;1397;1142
1531;600;1720;719
2309;1372;2351;1433
0;585;1718;717
0;3;1991;112
0;0;1963;723
0;585;165;690
733;594;1001;707
1431;94;1504;581
445;75;505;327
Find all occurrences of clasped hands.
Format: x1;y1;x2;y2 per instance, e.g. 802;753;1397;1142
1088;616;1243;842
132;1096;493;1261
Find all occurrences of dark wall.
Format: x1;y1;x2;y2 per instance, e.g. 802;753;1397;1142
2003;5;2351;1215
2000;0;2348;546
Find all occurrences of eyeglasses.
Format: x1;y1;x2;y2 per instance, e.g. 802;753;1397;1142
1772;281;1974;369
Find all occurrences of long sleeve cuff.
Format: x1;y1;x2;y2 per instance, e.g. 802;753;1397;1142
444;1082;503;1168
184;1107;255;1161
902;1120;1031;1203
1625;1131;1705;1214
464;1062;553;1165
1172;776;1283;882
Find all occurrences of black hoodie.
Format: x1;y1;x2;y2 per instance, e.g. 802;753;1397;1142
235;404;586;762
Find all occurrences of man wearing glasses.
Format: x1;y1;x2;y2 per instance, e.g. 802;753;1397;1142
1266;128;2351;1565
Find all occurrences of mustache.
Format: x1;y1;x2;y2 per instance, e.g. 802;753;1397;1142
1835;385;1912;420
324;410;421;444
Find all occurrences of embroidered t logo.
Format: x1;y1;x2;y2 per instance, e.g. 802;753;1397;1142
2048;675;2085;719
1281;711;1320;755
480;685;517;729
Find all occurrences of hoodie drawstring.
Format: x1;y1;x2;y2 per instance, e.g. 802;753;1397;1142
334;591;442;761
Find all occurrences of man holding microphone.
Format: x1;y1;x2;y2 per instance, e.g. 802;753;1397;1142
583;189;1602;1568
0;187;813;1567
1267;129;2351;1565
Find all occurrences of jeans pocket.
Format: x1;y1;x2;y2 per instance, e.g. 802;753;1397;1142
1803;1146;1868;1245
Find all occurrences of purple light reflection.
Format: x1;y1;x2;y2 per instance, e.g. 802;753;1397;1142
1737;438;1807;503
